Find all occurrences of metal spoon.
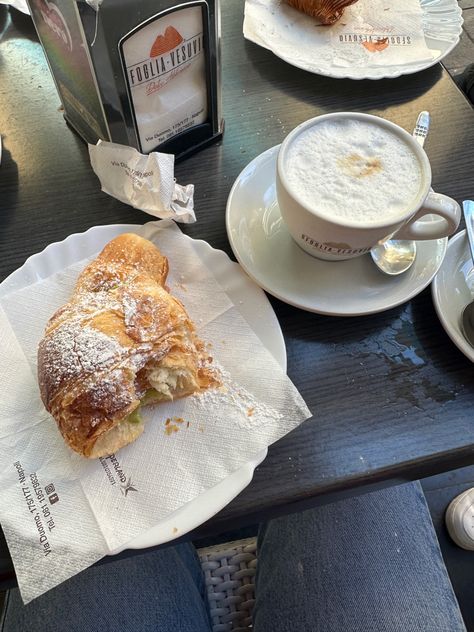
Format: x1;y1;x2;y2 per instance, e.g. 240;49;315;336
460;200;474;347
370;111;430;275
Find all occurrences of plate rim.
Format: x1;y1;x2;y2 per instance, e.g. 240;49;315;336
243;0;463;80
226;144;448;317
431;229;474;363
0;222;287;551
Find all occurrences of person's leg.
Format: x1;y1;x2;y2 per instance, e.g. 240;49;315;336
0;543;211;632
253;481;466;632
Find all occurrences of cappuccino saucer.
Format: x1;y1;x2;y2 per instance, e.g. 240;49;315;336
225;145;448;316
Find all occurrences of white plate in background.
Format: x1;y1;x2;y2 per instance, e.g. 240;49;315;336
432;230;474;363
0;222;287;551
244;0;463;80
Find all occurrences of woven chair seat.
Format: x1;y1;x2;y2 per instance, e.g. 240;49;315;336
198;537;257;632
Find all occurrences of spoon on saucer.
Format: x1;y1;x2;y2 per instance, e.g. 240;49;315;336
370;111;430;276
460;200;474;347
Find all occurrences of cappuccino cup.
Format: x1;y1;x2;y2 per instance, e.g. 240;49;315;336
276;113;461;261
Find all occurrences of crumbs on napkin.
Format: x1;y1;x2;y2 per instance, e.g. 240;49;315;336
164;417;189;435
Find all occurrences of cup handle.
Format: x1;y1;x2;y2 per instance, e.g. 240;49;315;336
393;191;461;241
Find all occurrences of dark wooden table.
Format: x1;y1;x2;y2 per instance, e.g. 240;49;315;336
1;1;473;588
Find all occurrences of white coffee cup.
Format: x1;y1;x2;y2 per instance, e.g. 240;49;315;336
276;112;461;261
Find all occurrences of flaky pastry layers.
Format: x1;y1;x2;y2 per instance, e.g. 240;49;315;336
286;0;359;24
37;234;219;458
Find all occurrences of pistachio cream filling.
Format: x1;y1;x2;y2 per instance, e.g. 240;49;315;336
126;407;143;425
124;388;166;425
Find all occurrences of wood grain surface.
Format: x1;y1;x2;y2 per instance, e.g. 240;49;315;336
0;1;473;586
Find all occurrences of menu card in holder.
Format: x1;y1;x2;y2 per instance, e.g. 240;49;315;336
120;3;211;154
26;0;223;160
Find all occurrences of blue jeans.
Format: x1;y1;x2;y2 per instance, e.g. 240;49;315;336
0;482;466;632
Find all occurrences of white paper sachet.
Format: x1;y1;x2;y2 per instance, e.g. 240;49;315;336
89;141;195;223
0;220;311;603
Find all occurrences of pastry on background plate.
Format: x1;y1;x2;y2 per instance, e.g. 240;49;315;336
286;0;359;24
37;234;219;458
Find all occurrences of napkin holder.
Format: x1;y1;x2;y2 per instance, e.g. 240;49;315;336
26;0;223;161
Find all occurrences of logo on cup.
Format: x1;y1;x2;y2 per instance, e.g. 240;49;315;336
301;234;370;256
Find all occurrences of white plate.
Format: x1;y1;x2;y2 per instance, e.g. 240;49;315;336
432;230;474;363
243;0;463;80
0;222;287;552
226;145;448;316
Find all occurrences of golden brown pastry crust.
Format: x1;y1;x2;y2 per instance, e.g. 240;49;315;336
38;233;218;458
286;0;359;24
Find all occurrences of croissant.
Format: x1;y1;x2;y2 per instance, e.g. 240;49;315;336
286;0;359;24
37;234;218;458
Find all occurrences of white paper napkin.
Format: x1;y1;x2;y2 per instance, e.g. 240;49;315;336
89;141;195;223
244;0;433;71
0;220;311;603
329;0;433;68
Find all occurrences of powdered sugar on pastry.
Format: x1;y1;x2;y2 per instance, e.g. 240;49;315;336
40;321;123;391
37;234;219;458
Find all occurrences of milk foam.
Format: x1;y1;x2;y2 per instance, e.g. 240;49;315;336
284;118;423;225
